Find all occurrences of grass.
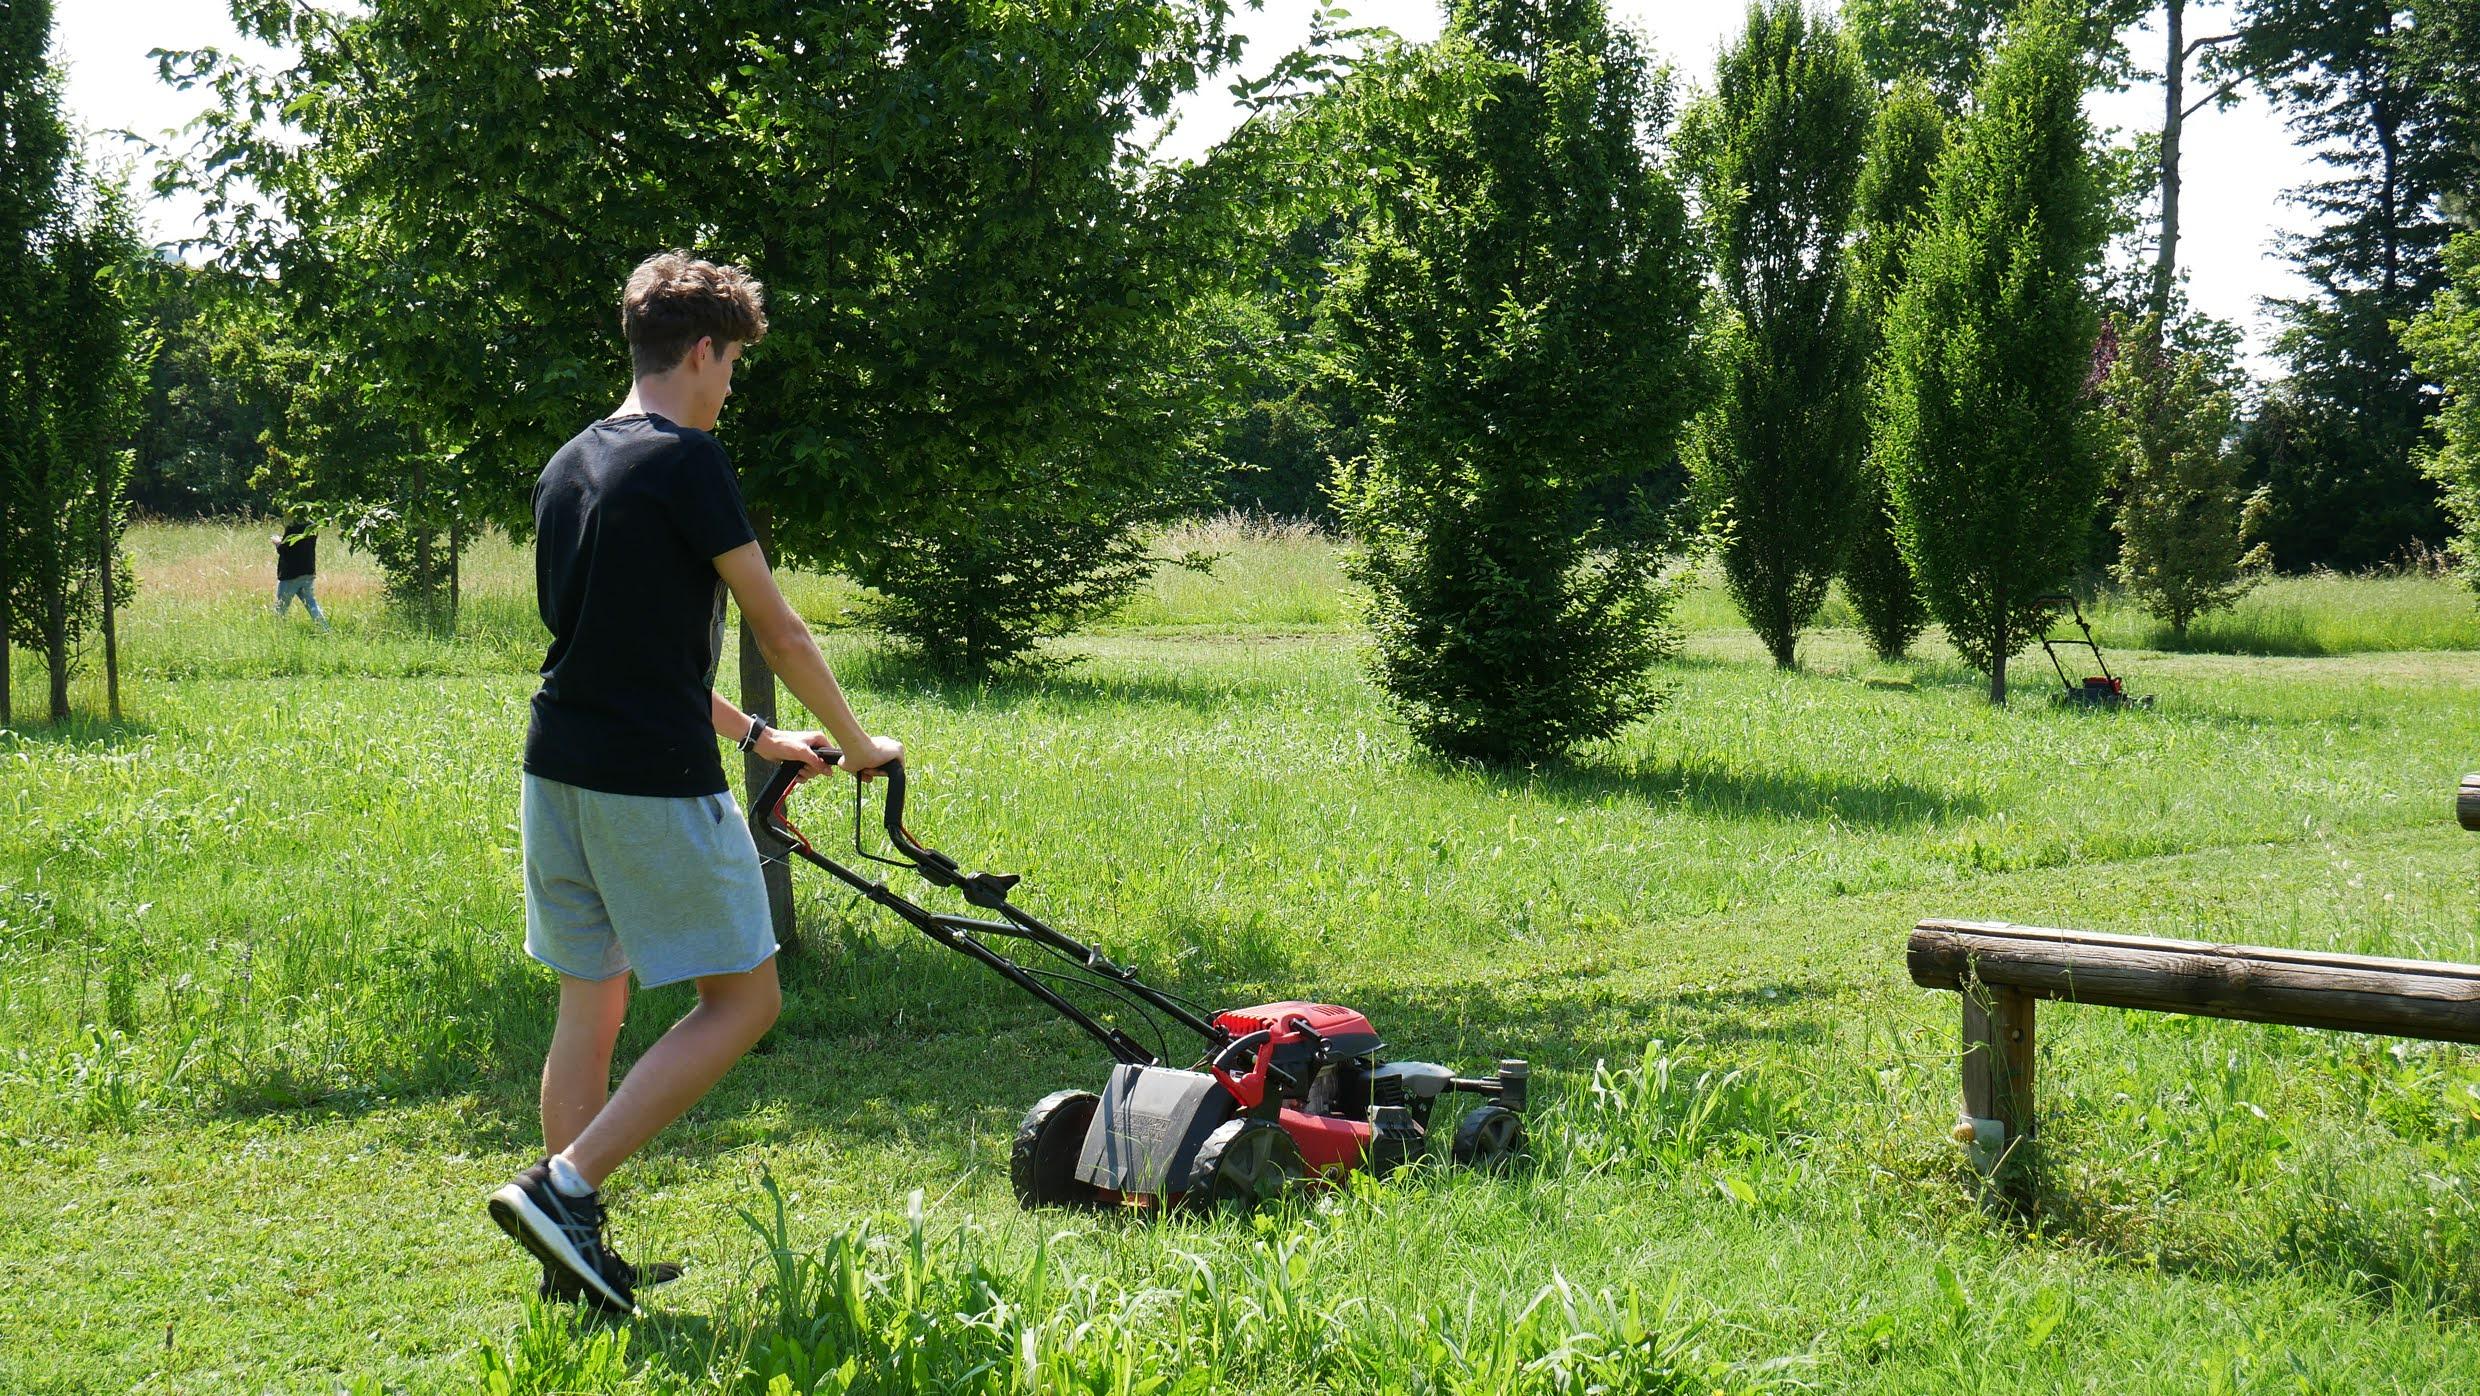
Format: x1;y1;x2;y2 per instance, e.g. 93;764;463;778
6;520;2480;1391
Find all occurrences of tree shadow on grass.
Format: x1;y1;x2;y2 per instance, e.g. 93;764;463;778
838;646;1301;719
0;713;156;751
1474;753;1982;828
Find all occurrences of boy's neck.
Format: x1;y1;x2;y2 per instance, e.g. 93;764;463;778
614;377;705;430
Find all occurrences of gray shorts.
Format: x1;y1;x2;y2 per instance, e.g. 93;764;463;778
521;773;777;987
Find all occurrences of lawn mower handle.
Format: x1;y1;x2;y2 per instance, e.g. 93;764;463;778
748;753;1002;900
745;748;1228;1065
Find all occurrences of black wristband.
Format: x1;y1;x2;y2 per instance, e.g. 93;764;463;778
738;714;769;752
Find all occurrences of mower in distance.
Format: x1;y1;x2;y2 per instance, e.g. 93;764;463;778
749;754;1530;1211
2035;594;2152;709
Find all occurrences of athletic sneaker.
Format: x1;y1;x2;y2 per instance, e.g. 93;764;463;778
540;1256;682;1307
489;1161;635;1312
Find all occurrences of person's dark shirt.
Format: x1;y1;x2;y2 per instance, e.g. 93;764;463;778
525;414;758;797
275;525;316;581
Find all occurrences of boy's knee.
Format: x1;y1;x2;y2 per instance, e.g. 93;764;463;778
702;965;780;1036
746;977;781;1033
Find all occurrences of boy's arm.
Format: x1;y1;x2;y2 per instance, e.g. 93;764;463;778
711;690;834;773
712;542;901;775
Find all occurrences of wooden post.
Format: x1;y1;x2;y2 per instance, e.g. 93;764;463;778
2458;773;2480;831
1957;976;2035;1189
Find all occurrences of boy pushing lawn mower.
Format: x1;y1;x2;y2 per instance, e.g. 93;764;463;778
488;252;901;1313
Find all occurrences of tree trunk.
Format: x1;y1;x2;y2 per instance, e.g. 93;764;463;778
99;485;118;722
448;509;463;635
738;507;797;954
2;544;13;728
44;584;68;722
1989;616;2008;705
2150;0;2185;326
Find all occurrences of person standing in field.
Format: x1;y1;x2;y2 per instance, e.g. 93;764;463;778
271;517;328;629
488;251;902;1313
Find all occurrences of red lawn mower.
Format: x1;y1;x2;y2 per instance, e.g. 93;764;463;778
750;756;1529;1209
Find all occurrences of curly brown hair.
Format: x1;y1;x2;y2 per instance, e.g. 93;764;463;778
621;252;768;376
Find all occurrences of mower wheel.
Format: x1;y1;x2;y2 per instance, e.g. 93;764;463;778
1011;1090;1104;1210
1184;1118;1304;1208
1451;1104;1524;1171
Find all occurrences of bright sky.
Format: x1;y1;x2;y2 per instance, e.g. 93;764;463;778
56;0;2315;370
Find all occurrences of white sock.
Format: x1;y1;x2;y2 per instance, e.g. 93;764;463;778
548;1153;596;1198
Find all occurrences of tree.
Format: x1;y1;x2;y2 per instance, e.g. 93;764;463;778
178;0;1248;939
2225;0;2469;569
1329;0;1708;763
10;166;151;722
1876;0;2109;704
853;340;1218;675
1843;0;2143;108
1679;0;1874;669
2406;232;2480;592
2099;315;2270;636
0;0;69;728
127;263;276;518
1843;78;1946;661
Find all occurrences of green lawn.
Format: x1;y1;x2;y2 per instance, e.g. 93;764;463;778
6;522;2480;1392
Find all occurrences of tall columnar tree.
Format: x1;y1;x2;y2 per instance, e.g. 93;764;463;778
2099;316;2270;637
2406;233;2480;593
0;0;69;728
1329;0;1707;762
1679;0;1875;669
13;167;151;722
1842;78;1946;661
1875;0;2109;704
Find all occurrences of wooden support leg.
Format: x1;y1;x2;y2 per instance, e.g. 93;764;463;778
1956;977;2035;1192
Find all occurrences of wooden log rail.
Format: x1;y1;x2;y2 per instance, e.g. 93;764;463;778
1906;919;2480;1183
2460;772;2480;831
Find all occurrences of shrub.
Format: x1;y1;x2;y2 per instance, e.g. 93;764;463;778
1328;0;1708;762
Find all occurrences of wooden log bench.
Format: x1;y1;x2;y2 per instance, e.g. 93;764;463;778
1906;919;2480;1185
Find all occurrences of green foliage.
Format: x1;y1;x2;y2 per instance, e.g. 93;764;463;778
1329;0;1708;762
1843;0;2020;106
1841;79;1946;661
125;263;275;518
853;465;1212;677
0;0;69;727
2406;232;2480;594
1842;0;2144;108
1874;0;2109;702
175;0;1247;643
1680;0;1875;670
4;155;152;723
2099;318;2271;636
2222;0;2472;570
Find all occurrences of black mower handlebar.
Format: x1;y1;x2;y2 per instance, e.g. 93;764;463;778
749;751;1007;898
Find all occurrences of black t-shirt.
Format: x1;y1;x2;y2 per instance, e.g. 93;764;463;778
524;414;758;797
276;527;316;580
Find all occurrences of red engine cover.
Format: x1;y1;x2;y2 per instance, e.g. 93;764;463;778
1214;1000;1376;1039
1278;1108;1373;1176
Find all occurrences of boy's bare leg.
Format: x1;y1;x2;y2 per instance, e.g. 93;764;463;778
543;973;632;1155
557;958;782;1188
